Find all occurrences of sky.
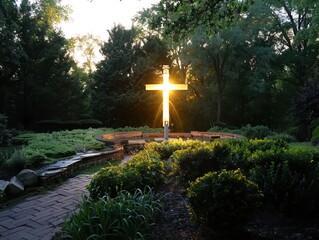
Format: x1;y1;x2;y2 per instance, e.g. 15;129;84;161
59;0;159;40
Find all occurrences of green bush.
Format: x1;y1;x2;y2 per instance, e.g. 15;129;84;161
6;149;27;170
208;124;275;139
58;188;163;240
88;165;141;200
187;169;262;236
171;141;233;186
145;139;199;160
126;150;165;187
266;133;297;143
242;124;274;139
311;126;319;145
88;150;166;200
248;148;319;215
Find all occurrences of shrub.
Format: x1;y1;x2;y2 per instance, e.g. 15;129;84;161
126;150;165;187
241;124;274;139
88;165;141;200
88;150;166;200
311;126;319;145
187;169;262;236
249;148;319;215
172;141;233;186
208;124;275;139
145;139;199;160
6;149;27;170
58;188;163;240
0;114;12;146
266;133;297;143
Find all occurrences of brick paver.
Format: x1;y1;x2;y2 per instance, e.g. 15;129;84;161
0;174;93;240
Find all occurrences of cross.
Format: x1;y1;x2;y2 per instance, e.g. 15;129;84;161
146;65;188;140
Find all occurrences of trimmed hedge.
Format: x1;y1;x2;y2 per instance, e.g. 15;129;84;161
188;169;262;236
88;150;165;200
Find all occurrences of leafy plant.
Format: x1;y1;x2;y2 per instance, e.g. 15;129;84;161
171;141;233;186
311;126;319;146
88;149;165;200
127;150;165;187
6;149;27;170
0;114;12;146
88;165;141;200
57;188;163;240
187;169;262;236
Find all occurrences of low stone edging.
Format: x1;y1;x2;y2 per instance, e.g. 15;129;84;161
1;147;124;197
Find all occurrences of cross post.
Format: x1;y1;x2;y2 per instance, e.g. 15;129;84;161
145;65;188;140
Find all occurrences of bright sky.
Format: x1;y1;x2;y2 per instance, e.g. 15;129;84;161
59;0;159;40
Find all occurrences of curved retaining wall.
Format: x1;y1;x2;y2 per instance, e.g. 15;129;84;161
37;147;124;185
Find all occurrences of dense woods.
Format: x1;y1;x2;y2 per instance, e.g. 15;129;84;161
1;0;319;140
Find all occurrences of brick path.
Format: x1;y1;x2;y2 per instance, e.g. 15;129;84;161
0;155;133;240
0;174;93;240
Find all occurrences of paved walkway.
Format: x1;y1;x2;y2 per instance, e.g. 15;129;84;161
0;155;133;240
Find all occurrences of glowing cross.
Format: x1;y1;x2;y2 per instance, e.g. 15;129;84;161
146;65;188;140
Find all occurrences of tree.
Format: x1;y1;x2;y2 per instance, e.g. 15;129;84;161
0;0;24;120
91;25;139;126
292;77;319;139
250;0;319;86
12;0;84;128
91;24;173;127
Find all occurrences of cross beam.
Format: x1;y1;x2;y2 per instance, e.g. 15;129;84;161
145;65;188;140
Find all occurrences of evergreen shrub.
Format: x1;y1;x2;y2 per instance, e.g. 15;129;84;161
187;169;262;236
88;165;141;200
126;150;165;187
171;141;233;185
145;139;202;160
248;148;319;215
6;149;27;170
88;150;165;200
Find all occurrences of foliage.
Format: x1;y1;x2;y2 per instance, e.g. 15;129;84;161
58;188;163;240
116;126;162;133
0;114;12;146
311;126;319;146
11;128;111;166
144;139;202;160
5;149;27;170
1;0;87;130
126;150;165;187
248;148;319;215
88;149;165;200
171;141;233;185
292;79;319;139
208;124;275;139
88;165;141;200
187;169;262;236
91;25;171;128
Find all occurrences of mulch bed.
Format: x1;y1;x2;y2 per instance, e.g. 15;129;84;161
153;176;319;240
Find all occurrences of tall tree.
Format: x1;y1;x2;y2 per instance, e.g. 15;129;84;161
15;0;84;128
0;0;24;121
91;25;139;127
250;0;319;86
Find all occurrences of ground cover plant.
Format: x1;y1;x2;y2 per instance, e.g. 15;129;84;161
2;126;163;169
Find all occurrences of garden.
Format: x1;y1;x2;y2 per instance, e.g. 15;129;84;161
1;121;319;239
